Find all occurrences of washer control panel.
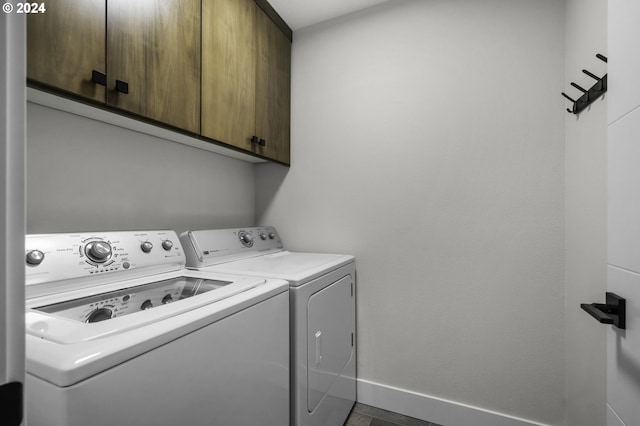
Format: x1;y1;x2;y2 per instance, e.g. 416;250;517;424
25;230;185;287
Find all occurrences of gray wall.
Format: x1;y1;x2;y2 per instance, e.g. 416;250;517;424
26;103;255;235
256;0;566;424
564;0;607;424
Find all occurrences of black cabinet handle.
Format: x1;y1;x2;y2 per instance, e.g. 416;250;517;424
581;292;626;329
115;80;129;94
91;70;106;86
251;136;266;147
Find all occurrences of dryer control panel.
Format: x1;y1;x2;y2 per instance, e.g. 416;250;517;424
25;230;185;292
180;226;284;268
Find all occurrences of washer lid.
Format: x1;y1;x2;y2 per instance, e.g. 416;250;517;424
203;251;354;285
25;270;265;344
33;276;233;324
25;272;289;388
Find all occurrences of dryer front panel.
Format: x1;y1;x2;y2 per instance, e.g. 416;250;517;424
306;275;354;412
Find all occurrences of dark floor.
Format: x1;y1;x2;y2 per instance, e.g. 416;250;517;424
344;403;442;426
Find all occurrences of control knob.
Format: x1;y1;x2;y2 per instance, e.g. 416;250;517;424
26;250;45;266
260;233;267;240
162;294;173;304
86;307;113;323
239;232;254;247
141;241;153;253
268;233;276;240
141;300;153;310
85;241;112;263
162;240;173;251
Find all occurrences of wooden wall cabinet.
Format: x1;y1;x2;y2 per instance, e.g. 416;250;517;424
27;0;201;134
28;0;290;164
202;0;291;164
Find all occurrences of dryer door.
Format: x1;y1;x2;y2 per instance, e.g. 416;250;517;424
307;275;354;412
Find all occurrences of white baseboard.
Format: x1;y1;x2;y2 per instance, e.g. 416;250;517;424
356;378;552;426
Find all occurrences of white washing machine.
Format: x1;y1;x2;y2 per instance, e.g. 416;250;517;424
180;226;356;426
24;230;290;426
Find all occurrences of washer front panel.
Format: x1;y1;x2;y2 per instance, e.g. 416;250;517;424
26;287;290;426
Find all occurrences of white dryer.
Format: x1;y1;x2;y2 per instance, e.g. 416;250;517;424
180;226;356;426
25;230;290;426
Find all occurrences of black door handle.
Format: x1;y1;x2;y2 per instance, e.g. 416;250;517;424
581;292;626;329
115;80;129;94
91;70;106;86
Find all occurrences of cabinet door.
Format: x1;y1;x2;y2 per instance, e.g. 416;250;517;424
27;0;106;103
256;9;291;165
201;0;257;151
107;0;201;133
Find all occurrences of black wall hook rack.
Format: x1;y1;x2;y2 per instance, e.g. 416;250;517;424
562;53;607;115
